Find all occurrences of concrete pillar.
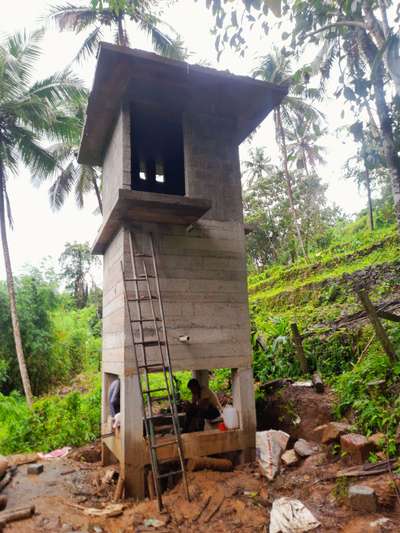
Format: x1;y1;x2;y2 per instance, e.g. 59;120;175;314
232;367;256;463
192;369;210;388
120;373;145;498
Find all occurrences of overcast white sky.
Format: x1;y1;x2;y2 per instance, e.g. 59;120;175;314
0;0;364;281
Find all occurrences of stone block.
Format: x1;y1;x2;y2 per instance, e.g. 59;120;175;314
348;485;377;513
27;463;44;475
294;439;320;458
368;432;385;450
340;434;374;465
281;449;299;467
321;422;352;444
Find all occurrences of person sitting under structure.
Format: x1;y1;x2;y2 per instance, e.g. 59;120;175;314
183;378;222;432
109;378;120;429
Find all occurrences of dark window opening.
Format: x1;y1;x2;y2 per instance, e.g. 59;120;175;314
131;105;185;195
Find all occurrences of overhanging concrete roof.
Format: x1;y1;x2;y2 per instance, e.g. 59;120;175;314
78;43;287;166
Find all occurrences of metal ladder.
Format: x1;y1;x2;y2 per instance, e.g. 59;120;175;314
120;230;189;511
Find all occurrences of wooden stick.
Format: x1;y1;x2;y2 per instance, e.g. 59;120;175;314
0;505;35;523
0;472;12;493
113;475;124;501
356;290;397;363
203;495;224;523
192;495;211;522
312;372;324;393
290;323;308;373
147;470;155;500
356;333;376;364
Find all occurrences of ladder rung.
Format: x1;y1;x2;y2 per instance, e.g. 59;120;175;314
149;395;171;402
135;340;165;347
128;296;158;302
138;363;168;370
157;470;183;479
152;439;178;449
143;387;168;395
125;276;155;281
132;318;161;323
135;253;152;258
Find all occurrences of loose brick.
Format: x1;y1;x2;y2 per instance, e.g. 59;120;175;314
27;463;44;475
348;485;377;513
281;449;299;467
340;434;374;465
321;422;352;444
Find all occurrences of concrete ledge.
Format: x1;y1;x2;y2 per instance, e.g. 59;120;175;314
92;189;211;254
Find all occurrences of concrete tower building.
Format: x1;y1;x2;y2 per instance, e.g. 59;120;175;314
78;43;286;499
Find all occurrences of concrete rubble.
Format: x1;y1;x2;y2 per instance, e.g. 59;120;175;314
348;485;377;513
340;433;374;465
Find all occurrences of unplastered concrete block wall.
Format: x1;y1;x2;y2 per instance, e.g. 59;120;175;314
102;108;131;218
119;110;252;373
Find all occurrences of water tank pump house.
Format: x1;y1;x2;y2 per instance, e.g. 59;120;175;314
79;43;287;501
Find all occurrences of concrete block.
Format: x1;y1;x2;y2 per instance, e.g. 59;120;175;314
321;422;352;444
348;485;377;513
27;463;44;475
340;433;374;465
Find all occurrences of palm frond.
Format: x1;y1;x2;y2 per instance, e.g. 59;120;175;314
74;164;97;209
49;3;100;32
10;123;57;178
74;25;104;62
48;161;77;210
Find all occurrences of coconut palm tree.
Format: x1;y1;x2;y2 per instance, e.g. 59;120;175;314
33;98;104;215
0;30;85;405
49;0;185;62
254;49;324;260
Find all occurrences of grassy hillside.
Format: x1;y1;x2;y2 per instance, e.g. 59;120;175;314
249;220;400;447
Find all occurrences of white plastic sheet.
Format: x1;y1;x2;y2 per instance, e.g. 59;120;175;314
256;430;289;480
269;497;320;533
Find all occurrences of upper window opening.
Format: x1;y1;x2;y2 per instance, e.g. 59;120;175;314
131;105;185;196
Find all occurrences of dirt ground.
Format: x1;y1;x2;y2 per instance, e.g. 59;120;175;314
2;384;400;532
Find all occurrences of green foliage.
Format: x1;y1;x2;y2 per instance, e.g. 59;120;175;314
0;378;101;455
51;305;102;377
0;268;102;396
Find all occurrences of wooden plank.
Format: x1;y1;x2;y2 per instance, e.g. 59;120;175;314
356;289;397;363
377;310;400;322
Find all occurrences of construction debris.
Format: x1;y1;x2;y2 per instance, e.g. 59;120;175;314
312;372;324;393
340;434;374;465
321;422;352;444
0;504;35;524
281;449;299;467
348;485;377;513
256;430;289;480
27;463;44;475
0;458;8;479
269;497;320;533
293;439;319;458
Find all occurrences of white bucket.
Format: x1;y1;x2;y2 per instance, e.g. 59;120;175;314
222;405;239;429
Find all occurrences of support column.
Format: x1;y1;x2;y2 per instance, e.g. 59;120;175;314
232;367;256;463
121;372;145;498
192;369;209;388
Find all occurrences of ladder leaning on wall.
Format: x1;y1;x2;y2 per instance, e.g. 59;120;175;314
120;230;189;511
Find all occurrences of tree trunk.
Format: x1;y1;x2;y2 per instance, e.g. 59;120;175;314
357;29;400;231
365;166;374;231
275;107;308;259
91;174;103;215
362;1;400;97
0;161;33;406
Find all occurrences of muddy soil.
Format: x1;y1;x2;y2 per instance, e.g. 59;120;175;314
1;384;400;532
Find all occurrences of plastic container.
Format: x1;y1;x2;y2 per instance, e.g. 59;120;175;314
222;405;239;429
